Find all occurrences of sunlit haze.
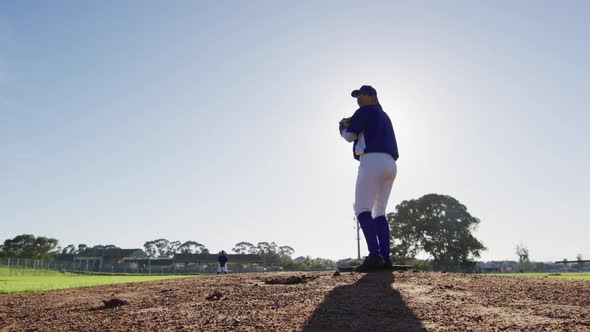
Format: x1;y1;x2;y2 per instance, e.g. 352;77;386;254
1;1;588;262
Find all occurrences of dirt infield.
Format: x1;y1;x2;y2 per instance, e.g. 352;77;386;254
1;271;589;331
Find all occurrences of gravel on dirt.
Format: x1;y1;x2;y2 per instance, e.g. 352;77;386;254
1;271;589;331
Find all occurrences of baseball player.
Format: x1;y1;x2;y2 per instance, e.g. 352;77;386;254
217;251;228;274
339;85;399;272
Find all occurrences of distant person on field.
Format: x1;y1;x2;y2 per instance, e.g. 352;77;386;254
217;251;228;275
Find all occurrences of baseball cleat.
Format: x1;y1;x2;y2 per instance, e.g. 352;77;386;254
354;255;385;272
382;256;393;269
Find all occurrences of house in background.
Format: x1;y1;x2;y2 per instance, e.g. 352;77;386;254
74;248;146;272
53;254;75;264
127;258;175;273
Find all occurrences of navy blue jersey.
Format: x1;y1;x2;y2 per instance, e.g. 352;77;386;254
347;105;399;161
217;254;228;267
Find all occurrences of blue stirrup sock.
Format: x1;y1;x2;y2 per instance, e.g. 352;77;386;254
357;211;380;257
374;215;391;259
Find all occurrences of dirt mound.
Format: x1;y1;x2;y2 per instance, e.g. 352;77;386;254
264;274;314;285
205;291;224;301
0;271;589;331
100;298;128;309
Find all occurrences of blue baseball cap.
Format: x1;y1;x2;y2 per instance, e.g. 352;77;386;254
351;85;377;97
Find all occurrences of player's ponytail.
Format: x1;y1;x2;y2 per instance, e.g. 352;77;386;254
372;95;382;108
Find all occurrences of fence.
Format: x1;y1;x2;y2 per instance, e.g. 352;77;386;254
0;257;265;275
0;257;65;276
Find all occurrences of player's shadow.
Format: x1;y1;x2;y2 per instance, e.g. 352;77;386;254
302;271;425;332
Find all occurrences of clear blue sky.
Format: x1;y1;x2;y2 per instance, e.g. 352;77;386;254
1;1;588;262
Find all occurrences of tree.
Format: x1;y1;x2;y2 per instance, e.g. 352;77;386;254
283;256;336;271
61;244;77;254
255;242;281;267
255;242;273;255
231;241;299;269
178;241;208;254
168;241;182;256
61;243;91;255
278;245;295;257
0;234;60;259
515;243;530;272
309;257;337;270
232;242;255;255
388;194;486;270
89;244;120;251
34;236;60;259
143;239;185;258
143;241;158;258
152;239;170;258
77;244;88;253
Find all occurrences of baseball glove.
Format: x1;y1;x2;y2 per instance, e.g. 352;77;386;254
339;117;351;133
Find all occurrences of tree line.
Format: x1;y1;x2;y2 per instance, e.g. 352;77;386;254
143;239;209;257
0;193;488;271
0;234;60;260
0;234;338;271
8;193;558;272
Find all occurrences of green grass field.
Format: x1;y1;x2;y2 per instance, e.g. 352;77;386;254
0;266;192;294
488;272;590;281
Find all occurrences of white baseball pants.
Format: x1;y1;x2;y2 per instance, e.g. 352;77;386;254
353;153;397;217
217;263;228;273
